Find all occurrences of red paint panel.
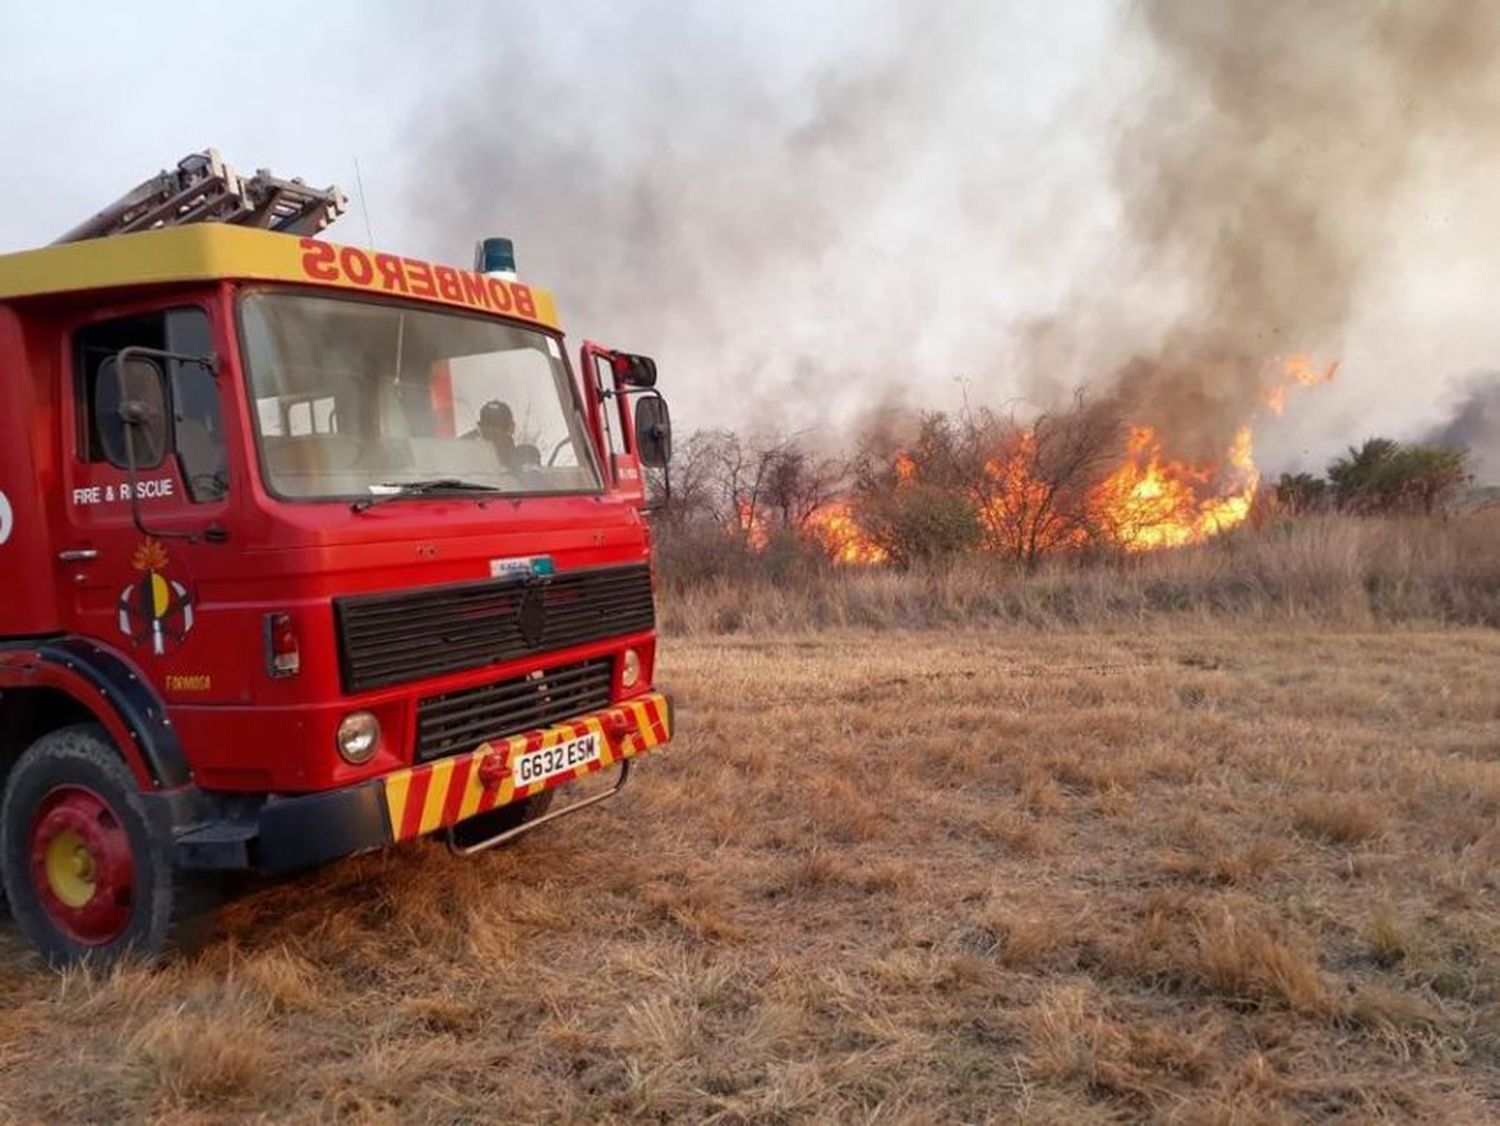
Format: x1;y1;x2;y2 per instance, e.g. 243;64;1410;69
441;754;473;827
400;768;434;840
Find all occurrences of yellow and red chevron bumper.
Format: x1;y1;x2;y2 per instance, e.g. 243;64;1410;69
380;692;671;843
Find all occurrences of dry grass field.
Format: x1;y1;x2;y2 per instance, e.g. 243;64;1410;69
2;625;1499;1122
657;513;1500;635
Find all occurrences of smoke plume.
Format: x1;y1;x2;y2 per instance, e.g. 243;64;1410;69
400;2;1115;436
1428;374;1500;484
1073;0;1500;461
402;2;1500;459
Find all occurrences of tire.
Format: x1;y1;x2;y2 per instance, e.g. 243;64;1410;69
0;723;215;966
448;788;556;851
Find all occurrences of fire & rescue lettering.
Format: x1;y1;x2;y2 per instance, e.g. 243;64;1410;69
299;239;538;320
72;478;176;506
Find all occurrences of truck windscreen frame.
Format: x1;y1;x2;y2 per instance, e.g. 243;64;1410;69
238;289;604;502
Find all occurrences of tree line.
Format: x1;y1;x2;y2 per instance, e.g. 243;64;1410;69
654;400;1130;569
651;406;1476;575
1275;438;1471;517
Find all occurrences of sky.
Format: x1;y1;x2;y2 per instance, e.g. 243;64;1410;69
4;1;1500;478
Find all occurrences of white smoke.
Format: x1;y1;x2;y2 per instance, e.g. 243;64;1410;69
395;1;1500;472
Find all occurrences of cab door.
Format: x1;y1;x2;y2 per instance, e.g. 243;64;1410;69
58;303;232;690
579;341;646;506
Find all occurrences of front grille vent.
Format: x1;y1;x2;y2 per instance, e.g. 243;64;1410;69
414;657;613;762
334;563;653;692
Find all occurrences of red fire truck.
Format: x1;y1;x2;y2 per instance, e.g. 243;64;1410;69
0;151;675;964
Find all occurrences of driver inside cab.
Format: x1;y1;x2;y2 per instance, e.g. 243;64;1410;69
472;400;541;474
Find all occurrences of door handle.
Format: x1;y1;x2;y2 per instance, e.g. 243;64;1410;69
57;549;99;563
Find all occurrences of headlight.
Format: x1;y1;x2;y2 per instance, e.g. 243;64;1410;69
621;648;642;690
336;711;381;764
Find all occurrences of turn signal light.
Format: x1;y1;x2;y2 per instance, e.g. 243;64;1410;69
264;612;301;677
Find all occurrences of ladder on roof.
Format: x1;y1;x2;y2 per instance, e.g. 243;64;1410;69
53;149;347;245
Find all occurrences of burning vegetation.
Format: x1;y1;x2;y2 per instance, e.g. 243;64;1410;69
663;356;1352;569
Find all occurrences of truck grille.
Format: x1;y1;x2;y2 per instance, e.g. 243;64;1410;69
415;657;613;762
334;563;654;693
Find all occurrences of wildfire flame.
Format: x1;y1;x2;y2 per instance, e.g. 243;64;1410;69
750;355;1337;564
1090;425;1257;551
739;498;890;563
969;424;1258;555
979;430;1091;555
806;503;888;564
737;501;769;550
1265;354;1339;415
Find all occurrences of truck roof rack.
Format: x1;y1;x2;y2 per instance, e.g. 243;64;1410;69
53;149;347;245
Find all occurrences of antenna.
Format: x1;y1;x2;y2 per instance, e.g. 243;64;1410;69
353;156;376;248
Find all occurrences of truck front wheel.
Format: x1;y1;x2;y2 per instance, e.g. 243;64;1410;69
0;724;204;965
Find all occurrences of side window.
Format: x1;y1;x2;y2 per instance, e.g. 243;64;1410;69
165;309;228;502
593;355;630;460
76;315;164;464
74;308;227;502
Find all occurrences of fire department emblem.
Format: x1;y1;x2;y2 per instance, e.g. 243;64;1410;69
117;539;195;655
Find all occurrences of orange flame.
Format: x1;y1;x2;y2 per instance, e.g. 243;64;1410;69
736;501;769;550
807;422;1268;562
806;503;888;564
1265;354;1339;415
758;355;1335;564
978;430;1091;554
1090;425;1258;551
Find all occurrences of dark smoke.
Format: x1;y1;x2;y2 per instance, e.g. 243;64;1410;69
1082;0;1500;461
1428;374;1500;483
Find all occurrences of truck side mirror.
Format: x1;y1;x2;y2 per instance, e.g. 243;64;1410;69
634;395;672;468
98;355;170;470
614;353;658;388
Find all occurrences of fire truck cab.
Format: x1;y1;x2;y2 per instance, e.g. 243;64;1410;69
0;152;675;963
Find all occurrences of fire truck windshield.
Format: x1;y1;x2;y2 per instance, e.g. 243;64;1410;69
240;292;603;501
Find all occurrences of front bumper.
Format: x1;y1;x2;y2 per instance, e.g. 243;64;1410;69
169;691;673;873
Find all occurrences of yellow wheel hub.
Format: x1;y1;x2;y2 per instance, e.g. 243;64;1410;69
44;830;96;909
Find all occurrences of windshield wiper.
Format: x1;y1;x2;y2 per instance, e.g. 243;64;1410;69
351;479;502;512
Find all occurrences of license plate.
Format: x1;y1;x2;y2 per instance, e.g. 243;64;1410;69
512;732;600;788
